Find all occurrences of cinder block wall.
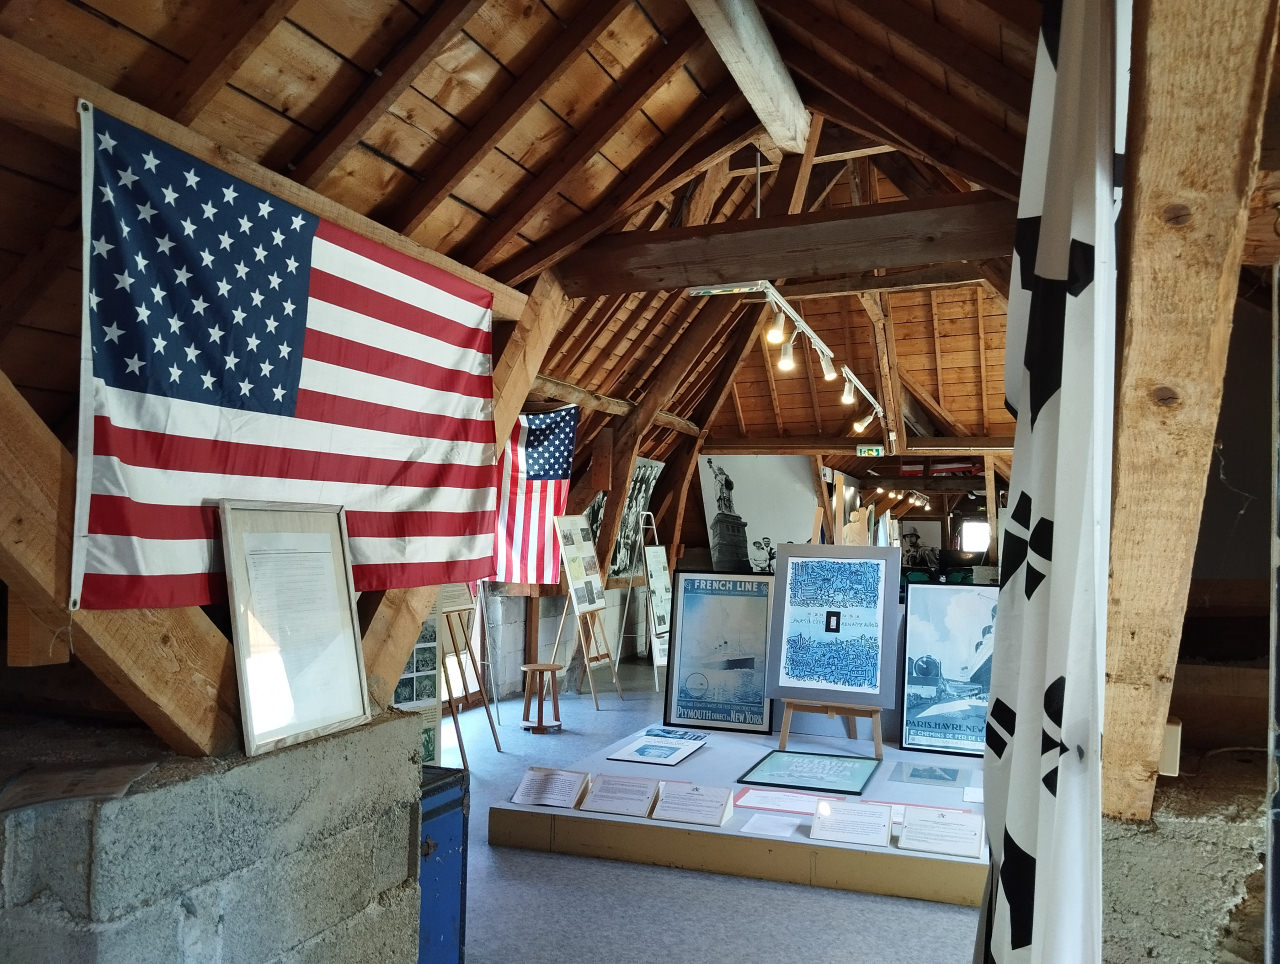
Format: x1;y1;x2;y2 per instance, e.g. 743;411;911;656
0;712;422;963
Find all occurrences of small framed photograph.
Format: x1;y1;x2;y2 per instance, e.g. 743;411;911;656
739;749;880;795
664;572;773;733
901;583;998;755
219;500;371;756
765;544;902;709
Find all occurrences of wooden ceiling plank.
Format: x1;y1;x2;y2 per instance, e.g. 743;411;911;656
765;6;1023;175
492;82;741;285
556;191;1016;296
967;0;1042;39
0;367;238;754
686;0;810;153
0;201;77;345
799;79;1019;199
384;0;628;234
1103;0;1280;821
576;288;664;387
804;344;824;432
843;0;1031;116
597;289;686;398
453;17;704;272
974;286;991;434
0;36;527;320
155;0;303;125
290;0;487;187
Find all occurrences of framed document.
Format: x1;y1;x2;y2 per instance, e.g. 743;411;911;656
219;500;370;756
765;544;902;710
738;750;880;796
901;583;998;755
664;572;773;733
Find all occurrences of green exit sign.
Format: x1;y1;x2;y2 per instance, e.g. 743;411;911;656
856;444;885;458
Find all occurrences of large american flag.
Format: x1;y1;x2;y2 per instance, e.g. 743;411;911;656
493;406;578;583
72;103;497;610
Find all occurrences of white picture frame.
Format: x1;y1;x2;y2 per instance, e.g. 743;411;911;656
765;543;902;709
219;500;371;756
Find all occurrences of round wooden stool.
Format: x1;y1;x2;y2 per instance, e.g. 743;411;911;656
520;663;563;733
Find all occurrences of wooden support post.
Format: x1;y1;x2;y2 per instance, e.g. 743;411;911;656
1102;0;1279;820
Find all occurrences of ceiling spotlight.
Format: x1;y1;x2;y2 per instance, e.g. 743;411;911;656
875;485;884;494
852;412;875;433
778;336;795;371
841;379;856;405
819;351;837;381
888;490;897;499
767;308;787;344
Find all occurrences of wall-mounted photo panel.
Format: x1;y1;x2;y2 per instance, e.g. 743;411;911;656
553;514;606;613
902;583;998;755
582;458;664;579
664;573;774;733
766;544;902;709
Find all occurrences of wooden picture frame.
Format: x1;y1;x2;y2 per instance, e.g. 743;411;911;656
901;582;999;756
219;500;370;756
765;544;902;709
664;572;774;734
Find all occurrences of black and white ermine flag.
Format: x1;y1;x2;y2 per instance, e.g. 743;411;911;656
977;1;1129;961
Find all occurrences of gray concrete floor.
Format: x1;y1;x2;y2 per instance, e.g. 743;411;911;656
439;659;980;964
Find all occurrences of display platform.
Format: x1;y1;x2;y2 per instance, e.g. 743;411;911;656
489;725;988;907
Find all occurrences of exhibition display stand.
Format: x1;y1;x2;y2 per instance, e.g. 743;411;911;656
490;725;988;907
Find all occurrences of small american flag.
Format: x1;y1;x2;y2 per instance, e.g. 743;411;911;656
493;406;579;583
71;103;497;609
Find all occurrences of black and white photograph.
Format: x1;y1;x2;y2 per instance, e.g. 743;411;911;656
583;458;664;579
900;521;943;568
696;454;820;573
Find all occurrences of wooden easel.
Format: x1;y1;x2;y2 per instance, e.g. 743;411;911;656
547;601;625;711
777;698;884;760
439;588;502;768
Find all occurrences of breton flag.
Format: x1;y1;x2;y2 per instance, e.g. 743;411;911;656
493;406;579;583
976;2;1128;962
72;103;497;610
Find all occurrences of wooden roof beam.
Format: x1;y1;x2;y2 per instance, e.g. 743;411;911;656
858;476;987;493
556;191;1015;296
381;0;628;235
530;374;700;436
451;17;704;272
491;82;742;285
0;369;238;754
843;0;1031;119
626;113;764;215
686;0;811;153
764;4;1023;177
1103;0;1279;821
